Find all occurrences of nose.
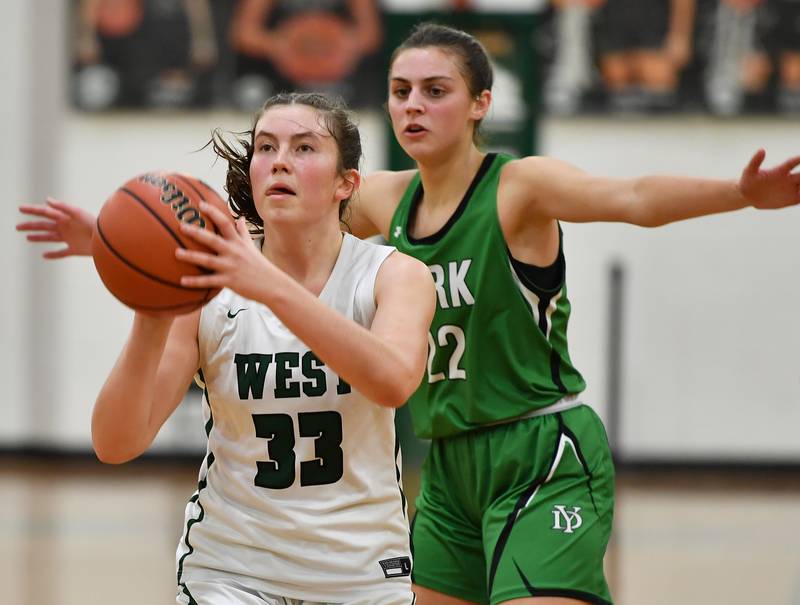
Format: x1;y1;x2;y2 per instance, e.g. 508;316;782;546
405;88;425;115
271;148;290;174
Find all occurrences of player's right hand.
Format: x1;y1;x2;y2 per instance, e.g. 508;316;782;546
16;198;95;259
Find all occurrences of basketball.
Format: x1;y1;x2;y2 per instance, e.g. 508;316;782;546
91;171;230;316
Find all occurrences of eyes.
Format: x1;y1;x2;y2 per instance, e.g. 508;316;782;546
256;142;315;153
391;85;447;100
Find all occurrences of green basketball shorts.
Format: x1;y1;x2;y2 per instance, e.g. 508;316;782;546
410;404;614;605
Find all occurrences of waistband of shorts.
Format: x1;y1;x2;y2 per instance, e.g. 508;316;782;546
484;394;584;428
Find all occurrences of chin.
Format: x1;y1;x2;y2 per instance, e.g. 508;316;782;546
403;144;450;165
261;207;296;226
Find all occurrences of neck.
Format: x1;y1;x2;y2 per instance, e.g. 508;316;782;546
416;143;485;208
261;220;343;294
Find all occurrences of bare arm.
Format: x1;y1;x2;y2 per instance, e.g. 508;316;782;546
92;311;200;463
256;251;434;407
177;207;435;408
503;150;800;228
365;252;435;404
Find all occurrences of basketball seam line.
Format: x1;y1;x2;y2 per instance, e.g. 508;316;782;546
172;173;225;239
95;218;210;298
168;175;223;277
173;173;204;200
121;186;187;249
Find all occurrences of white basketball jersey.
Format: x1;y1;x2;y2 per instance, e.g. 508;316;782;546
176;234;413;603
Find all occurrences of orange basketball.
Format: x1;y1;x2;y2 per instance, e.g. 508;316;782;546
91;171;230;316
276;12;355;83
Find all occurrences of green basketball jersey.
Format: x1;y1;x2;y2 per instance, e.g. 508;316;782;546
389;153;586;439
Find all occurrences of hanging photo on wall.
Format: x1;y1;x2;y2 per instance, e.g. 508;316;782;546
228;0;386;110
71;0;227;110
69;0;387;111
540;0;800;116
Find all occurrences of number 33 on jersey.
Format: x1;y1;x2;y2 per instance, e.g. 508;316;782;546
177;235;412;599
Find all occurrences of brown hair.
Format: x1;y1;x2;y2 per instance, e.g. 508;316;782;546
210;92;362;233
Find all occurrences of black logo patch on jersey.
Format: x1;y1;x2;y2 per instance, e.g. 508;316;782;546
379;556;412;578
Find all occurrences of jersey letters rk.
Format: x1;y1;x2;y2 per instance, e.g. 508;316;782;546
389;153;586;439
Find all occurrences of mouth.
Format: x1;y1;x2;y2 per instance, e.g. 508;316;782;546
266;184;296;196
404;124;427;136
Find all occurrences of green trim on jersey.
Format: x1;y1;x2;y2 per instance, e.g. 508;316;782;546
388;153;586;439
177;380;214;602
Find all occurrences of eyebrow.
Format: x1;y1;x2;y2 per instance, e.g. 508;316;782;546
390;76;455;84
253;130;324;141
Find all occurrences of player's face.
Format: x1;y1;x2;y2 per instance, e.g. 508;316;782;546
388;47;479;162
249;104;348;226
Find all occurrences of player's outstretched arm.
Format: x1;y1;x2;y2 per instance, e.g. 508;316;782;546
504;149;800;227
16;198;95;258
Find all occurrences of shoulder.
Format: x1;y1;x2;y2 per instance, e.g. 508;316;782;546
350;169;417;238
499;155;574;188
498;155;584;219
376;249;431;292
374;250;435;317
359;169;417;208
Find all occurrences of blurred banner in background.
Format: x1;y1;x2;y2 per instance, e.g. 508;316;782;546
70;0;386;110
542;0;800;116
70;1;800;117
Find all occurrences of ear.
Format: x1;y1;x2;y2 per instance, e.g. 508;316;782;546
470;89;492;122
335;168;361;203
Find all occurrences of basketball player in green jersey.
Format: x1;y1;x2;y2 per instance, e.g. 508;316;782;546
350;24;799;605
16;23;800;605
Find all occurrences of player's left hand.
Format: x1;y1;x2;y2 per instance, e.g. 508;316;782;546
176;201;274;300
739;149;800;210
16;197;96;258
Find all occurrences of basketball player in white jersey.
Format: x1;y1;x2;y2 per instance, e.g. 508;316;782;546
88;92;435;604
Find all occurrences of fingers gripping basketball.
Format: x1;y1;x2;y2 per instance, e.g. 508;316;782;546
91;172;231;316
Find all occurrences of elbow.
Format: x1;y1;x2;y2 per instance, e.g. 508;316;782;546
373;369;424;409
625;201;669;228
93;446;136;465
627;179;675;228
369;381;410;408
375;389;411;409
92;433;144;465
635;214;669;229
